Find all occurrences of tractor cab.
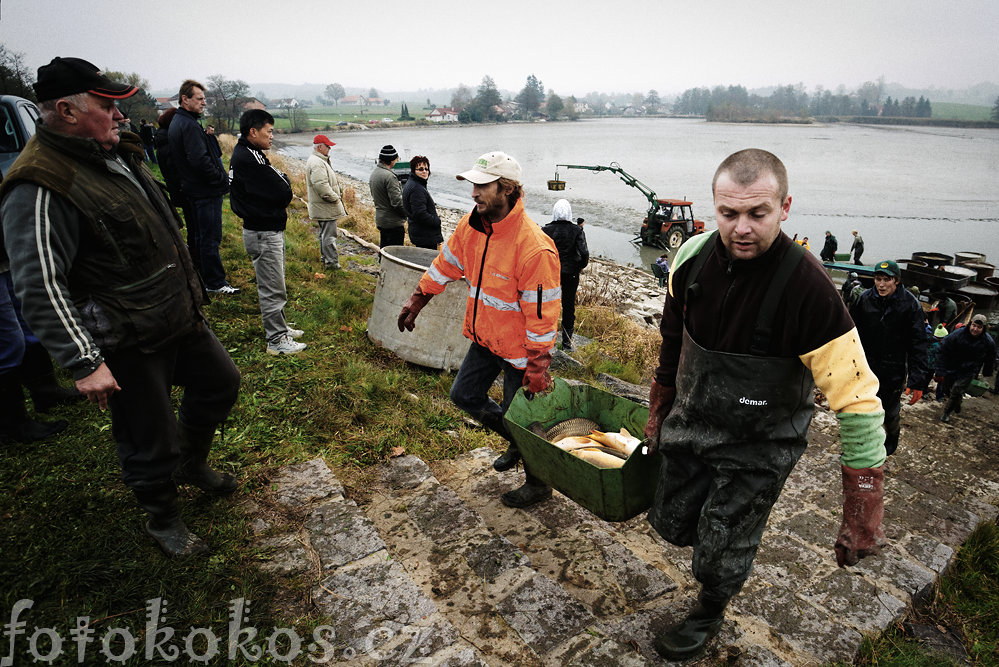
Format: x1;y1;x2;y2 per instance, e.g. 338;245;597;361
641;199;705;250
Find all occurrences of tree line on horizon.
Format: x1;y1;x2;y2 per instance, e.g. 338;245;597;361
5;46;998;126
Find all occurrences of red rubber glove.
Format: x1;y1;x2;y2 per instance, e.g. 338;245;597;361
397;288;433;332
522;349;553;398
642;380;677;455
905;388;923;405
835;465;886;567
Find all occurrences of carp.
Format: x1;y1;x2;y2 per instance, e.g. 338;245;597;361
589;428;641;456
544;417;600;443
570;447;626;469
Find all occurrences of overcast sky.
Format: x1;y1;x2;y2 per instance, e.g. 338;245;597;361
3;0;997;97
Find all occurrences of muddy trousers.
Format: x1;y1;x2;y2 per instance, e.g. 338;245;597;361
943;375;974;415
648;439;806;599
450;342;541;483
877;378;904;456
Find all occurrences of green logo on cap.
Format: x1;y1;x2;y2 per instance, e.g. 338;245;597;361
476;158;489;168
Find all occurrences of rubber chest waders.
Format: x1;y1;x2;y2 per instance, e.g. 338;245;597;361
647;236;815;598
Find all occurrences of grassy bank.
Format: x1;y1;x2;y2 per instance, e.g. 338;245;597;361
0;140;655;662
1;141;994;664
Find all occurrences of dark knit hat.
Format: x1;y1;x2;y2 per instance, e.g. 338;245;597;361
34;57;138;102
379;145;399;162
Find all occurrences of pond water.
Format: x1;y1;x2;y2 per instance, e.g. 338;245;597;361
277;118;999;270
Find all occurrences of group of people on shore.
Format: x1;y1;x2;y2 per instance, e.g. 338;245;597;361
3;56;998;662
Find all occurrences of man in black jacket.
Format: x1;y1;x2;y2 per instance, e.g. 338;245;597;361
820;230;837;262
168;79;237;294
229;110;304;356
542;198;589;350
850;260;930;455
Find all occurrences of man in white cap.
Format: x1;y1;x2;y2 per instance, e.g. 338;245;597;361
397;151;562;508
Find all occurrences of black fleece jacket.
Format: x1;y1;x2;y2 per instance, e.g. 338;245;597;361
229;137;292;232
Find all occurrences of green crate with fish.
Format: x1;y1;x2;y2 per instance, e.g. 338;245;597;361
504;378;661;522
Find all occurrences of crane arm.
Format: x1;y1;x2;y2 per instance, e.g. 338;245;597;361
555;162;659;207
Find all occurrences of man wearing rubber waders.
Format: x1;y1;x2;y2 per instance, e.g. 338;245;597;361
397;151;562;508
643;149;887;660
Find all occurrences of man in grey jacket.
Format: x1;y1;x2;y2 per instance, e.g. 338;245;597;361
369;144;407;248
306;134;347;269
1;57;240;558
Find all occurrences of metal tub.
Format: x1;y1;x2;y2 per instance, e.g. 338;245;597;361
366;246;471;371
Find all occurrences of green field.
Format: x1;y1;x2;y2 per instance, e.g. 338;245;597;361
269;104;431;132
932;102;993;121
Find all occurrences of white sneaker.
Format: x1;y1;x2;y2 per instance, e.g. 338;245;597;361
287;328;304;339
267;335;306;356
207;284;240;295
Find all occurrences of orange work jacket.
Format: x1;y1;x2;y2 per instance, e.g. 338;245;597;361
419;197;561;368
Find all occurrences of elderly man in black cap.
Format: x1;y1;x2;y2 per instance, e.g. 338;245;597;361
368;144;408;248
850;259;929;455
0;57;241;557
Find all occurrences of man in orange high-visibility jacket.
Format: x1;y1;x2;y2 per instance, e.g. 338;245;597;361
398;151;562;508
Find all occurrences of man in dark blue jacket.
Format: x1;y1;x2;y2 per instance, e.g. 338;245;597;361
542;198;589;350
850;260;930;455
229;110;303;356
936;313;995;422
168;79;236;294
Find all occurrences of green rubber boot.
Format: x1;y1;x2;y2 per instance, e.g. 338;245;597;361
654;591;729;660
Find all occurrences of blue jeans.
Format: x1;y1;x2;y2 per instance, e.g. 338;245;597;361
242;230;288;343
0;272;26;374
190;196;226;289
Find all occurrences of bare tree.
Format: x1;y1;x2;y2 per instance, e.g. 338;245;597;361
206;74;250;132
0;45;35;99
103;70;157;122
450;84;473;110
325;83;345;106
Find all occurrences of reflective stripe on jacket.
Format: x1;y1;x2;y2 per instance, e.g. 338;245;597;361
419;197;560;368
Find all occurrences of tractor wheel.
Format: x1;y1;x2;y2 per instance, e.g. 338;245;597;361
666;226;687;250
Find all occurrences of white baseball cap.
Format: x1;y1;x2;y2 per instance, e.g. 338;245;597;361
456;151;522;184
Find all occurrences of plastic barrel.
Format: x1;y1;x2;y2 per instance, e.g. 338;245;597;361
366;246;471;371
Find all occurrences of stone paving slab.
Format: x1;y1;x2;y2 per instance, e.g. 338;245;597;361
248;379;999;666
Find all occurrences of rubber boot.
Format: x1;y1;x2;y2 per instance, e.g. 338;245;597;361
173;421;237;496
940;409;952;423
478;411;520;471
492;443;521;472
18;342;84;412
654;590;730;660
501;471;552;508
562;329;574;351
132;481;209;557
0;372;68;444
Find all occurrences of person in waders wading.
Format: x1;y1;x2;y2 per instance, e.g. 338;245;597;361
397;151;562;508
643;149;887;659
